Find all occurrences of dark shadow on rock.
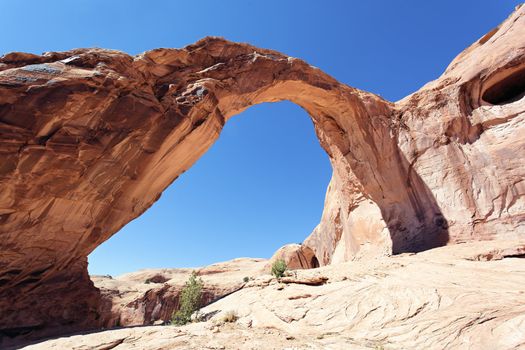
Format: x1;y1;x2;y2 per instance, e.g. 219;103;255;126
0;260;104;349
388;145;450;254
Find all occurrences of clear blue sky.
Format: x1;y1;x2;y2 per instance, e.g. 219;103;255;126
0;1;519;275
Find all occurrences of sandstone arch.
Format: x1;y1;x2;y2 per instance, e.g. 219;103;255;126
1;5;524;345
0;39;446;342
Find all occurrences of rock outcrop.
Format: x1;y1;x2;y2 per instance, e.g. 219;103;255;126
93;258;266;328
0;5;524;345
304;6;525;264
24;240;525;350
265;244;319;271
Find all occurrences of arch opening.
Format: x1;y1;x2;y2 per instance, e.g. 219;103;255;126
310;256;320;268
482;66;525;105
88;101;332;276
85;51;450;273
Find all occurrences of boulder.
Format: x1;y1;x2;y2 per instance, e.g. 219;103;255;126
266;244;319;272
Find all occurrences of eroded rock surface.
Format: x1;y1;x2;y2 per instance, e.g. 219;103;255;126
93;258;266;328
0;4;524;345
304;6;525;264
265;244;320;271
25;240;525;350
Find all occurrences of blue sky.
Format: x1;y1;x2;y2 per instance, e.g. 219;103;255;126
0;1;520;275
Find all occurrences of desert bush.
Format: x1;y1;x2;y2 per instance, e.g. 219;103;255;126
221;310;238;323
171;271;204;326
271;259;287;279
243;276;249;283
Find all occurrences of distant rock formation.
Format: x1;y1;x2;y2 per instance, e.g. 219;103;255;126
0;4;523;346
266;244;319;271
93;258;266;328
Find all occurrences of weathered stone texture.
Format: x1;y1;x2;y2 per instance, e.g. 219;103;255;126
0;5;524;345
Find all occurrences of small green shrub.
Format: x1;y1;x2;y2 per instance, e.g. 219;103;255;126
271;259;287;279
243;276;249;283
171;271;204;326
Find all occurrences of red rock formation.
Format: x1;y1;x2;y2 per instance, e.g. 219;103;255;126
266;244;320;271
94;258;266;328
304;6;525;263
0;4;524;345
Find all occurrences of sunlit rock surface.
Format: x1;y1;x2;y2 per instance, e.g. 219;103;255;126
93;258;266;328
265;243;320;271
25;240;525;350
0;4;524;346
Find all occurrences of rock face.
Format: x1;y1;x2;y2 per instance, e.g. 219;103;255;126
0;5;524;345
24;240;525;350
304;6;525;265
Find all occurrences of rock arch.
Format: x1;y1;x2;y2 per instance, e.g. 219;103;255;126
0;39;445;342
0;5;524;344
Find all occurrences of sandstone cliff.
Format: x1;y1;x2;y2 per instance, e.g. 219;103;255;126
0;4;524;346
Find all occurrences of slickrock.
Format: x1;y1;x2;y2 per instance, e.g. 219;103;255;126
23;240;525;350
0;4;524;345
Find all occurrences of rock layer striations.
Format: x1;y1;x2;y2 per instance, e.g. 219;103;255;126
0;5;524;344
